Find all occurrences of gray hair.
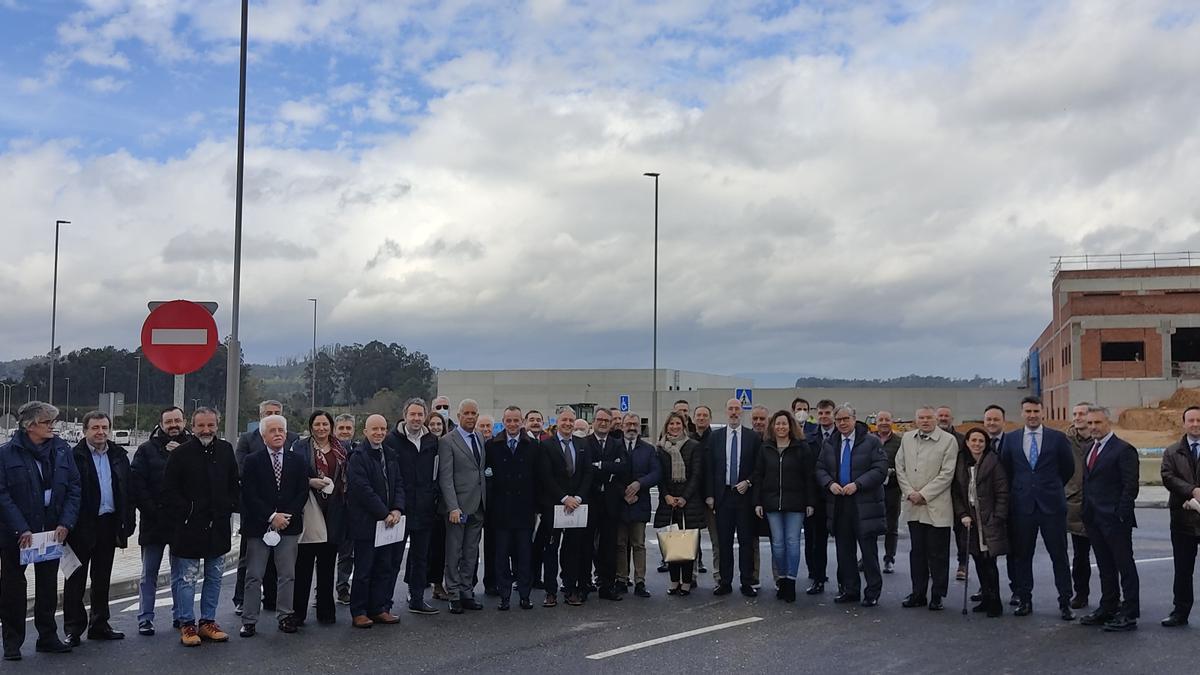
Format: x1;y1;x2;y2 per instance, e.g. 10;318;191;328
1073;401;1094;409
402;397;428;415
751;404;769;414
502;405;523;415
18;401;59;430
457;398;479;413
1086;405;1112;420
555;405;576;418
916;405;936;415
193;406;221;423
834;403;856;418
81;410;111;429
259;414;288;435
258;400;283;416
334;413;355;425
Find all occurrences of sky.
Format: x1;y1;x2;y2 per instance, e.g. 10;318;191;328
1;0;1198;380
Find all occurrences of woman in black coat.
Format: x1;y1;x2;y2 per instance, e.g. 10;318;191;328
292;411;350;625
652;413;704;596
951;427;1010;617
752;411;815;602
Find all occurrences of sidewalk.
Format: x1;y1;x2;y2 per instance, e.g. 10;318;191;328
1135;484;1169;509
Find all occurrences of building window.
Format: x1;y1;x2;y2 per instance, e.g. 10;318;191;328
1100;341;1144;362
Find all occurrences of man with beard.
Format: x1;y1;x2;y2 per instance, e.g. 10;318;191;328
936;406;968;582
586;408;626;600
130;406;191;636
333;413;357;605
385;399;442;616
874;411;903;575
164;408;238;646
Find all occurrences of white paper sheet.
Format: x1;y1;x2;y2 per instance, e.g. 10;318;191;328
374;516;407;547
553;504;588;529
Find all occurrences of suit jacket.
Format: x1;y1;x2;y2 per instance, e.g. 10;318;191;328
235;428;298;476
1082;434;1139;528
876;432;903;493
1001;426;1074;518
68;439;135;552
241;446;312;537
815;432;888;536
485;434;540;530
621;438;661;523
705;425;760;509
895;428;960;527
1161;435;1200;537
439;428;487;515
346;443;405;540
586;433;628;517
537;434;593;512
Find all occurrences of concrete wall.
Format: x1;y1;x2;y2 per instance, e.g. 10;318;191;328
1068;379;1188;413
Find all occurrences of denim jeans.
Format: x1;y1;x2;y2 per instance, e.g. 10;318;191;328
765;511;805;580
171;556;223;625
137;544;167;623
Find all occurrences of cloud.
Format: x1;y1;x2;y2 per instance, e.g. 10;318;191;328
86;75;128;93
278;99;328;127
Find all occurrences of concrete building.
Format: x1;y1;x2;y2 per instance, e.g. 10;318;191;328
1027;254;1200;419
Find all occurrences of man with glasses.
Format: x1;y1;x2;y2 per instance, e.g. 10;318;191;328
586;408;626;600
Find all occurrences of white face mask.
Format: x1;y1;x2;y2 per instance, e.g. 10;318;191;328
572;430;588;438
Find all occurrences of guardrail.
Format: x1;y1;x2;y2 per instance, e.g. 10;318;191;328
1051;251;1199;274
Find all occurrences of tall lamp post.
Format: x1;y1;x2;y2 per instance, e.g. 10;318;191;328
224;0;249;442
643;172;660;435
1;383;14;429
308;297;317;412
100;365;107;394
134;356;141;433
64;377;70;422
48;219;70;405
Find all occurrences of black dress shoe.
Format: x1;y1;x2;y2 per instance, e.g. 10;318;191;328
883;560;895;574
861;598;879;607
498;599;510;611
713;584;733;596
1161;613;1189;628
519;598;534;610
634;583;651;598
697;563;708;574
238;624;256;638
449;601;464;614
87;627;125;640
1080;609;1115;626
740;585;758;598
2;648;19;661
408;601;440;615
598;588;623;601
928;597;944;611
1060;605;1076;621
970;592;982;602
805;581;825;595
657;562;670;573
901;595;927;608
1103;615;1138;632
64;634;81;648
461;598;484;610
1069;595;1088;610
35;639;72;653
972;602;988;613
834;592;860;604
1009;594;1020;607
485;587;500;597
1014;602;1033;617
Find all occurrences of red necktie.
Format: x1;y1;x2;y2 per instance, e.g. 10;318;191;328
1086;441;1101;471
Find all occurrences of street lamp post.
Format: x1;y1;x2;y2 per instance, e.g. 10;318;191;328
134;356;141;433
0;383;14;429
64;377;70;422
308;297;317;412
643;172;660;436
224;0;249;442
100;365;107;394
192;398;201;414
48;219;69;405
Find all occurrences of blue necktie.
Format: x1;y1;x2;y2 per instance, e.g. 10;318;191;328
840;438;852;485
1192;442;1199;461
729;429;739;486
508;438;517;454
469;433;480;465
1028;432;1039;468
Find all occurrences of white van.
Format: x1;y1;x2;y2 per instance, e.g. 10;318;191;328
111;430;133;446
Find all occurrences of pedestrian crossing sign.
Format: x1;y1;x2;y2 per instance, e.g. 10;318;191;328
736;388;753;410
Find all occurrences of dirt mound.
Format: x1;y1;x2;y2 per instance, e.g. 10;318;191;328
1118;408;1180;432
1162;388;1200;409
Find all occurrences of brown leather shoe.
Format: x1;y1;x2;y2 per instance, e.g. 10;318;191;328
369;612;400;625
543;593;557;608
352;615;374;629
197;622;229;642
179;625;201;647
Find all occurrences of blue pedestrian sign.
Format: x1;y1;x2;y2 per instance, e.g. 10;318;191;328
618;395;630;412
736;388;753;410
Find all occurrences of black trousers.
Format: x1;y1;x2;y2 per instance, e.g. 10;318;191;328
349;539;403;618
1;546;59;650
805;501;829;582
593;503;619;588
235;535;277;607
954;520;968;567
908;522;951;600
427;518;447;588
403;528;432;605
883;487;901;563
971;552;1001;602
293;541;338;623
1070;533;1091;600
669;560;695;584
537;520;590;596
833;497;881;599
483;519;496;592
494;527;533;601
1087;518;1139;618
1009;510;1072;605
532;513;553;588
1170;530;1200;618
63;515;118;636
716;489;756;587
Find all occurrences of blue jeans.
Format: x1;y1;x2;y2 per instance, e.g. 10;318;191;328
137;544;167;623
766;511;805;580
171;556;223;625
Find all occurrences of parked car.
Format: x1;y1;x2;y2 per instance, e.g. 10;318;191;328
111;429;133;446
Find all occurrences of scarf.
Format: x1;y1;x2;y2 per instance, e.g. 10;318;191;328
660;435;687;482
19;430;55;489
314;437;348;495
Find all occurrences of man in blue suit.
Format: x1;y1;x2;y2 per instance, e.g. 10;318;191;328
706;398;761;597
1000;395;1076;621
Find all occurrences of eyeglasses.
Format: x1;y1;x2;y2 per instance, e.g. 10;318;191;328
834;416;852;423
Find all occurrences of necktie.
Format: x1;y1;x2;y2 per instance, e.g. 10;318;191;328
561;439;575;476
508;438;517;453
1028;432;1040;467
271;450;282;488
729;429;739;486
628;440;635;453
469;433;481;465
1192;442;1199;461
840;438;852;485
1087;441;1101;471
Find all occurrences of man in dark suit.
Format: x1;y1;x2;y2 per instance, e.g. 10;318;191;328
385;399;442;616
586;407;627;601
536;407;593;607
815;404;888;606
802;399;837;594
63;411;135;645
1160;406;1200;628
873;410;903;574
233;400;298;615
1000;396;1076;621
706;398;760;598
347;415;406;628
486;406;540;610
1078;406;1140;632
238;415;313;637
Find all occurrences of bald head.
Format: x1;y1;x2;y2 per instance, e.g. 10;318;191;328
364;414;388;446
725;398;743;425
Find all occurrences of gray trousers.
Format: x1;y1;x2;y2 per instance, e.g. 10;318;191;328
444;511;483;601
244;534;299;625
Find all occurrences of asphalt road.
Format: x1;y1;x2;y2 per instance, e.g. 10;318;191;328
7;508;1192;672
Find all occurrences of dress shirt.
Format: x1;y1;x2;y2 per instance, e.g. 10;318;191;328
840;433;856;463
456;425;480;449
726;425;741;486
557;434;580;504
1088;431;1114;462
90;444;115;515
1022;425;1044;464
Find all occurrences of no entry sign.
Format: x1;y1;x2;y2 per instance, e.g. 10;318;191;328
140;300;219;375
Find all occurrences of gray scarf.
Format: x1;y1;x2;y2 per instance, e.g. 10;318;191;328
660;435;687;482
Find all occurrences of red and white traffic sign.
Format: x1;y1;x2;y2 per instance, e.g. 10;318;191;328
140;300;219;375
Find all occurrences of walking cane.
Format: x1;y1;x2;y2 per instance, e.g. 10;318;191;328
961;518;972;616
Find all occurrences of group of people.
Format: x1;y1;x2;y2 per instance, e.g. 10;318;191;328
1;392;1199;660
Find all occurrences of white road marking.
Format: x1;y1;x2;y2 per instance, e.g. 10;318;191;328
150;328;209;345
585;616;763;660
1090;556;1173;569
